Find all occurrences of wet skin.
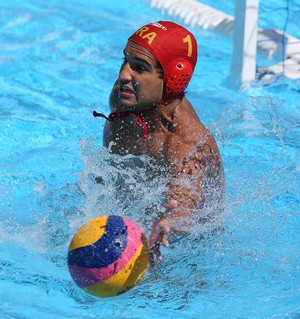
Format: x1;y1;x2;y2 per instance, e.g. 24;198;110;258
103;41;224;267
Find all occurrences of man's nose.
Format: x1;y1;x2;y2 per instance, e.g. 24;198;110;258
119;62;132;82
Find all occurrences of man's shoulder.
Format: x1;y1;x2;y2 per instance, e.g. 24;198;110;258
175;103;206;138
171;102;219;151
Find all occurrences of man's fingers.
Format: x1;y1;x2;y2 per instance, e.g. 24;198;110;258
149;220;170;268
149;250;155;268
161;236;169;247
149;242;161;268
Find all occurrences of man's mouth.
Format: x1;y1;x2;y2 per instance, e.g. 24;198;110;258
120;85;135;96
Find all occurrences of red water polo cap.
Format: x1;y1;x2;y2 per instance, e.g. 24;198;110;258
128;21;198;101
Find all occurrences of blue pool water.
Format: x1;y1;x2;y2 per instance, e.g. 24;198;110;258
1;1;299;318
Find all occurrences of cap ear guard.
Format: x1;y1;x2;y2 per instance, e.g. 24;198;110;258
165;59;194;97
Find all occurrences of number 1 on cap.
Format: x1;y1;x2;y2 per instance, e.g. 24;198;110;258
183;35;192;57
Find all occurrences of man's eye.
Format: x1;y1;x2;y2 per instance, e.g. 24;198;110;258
132;63;146;73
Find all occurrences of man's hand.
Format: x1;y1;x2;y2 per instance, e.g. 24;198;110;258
148;200;178;268
149;218;170;268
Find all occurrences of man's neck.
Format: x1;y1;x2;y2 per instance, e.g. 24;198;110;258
142;97;183;123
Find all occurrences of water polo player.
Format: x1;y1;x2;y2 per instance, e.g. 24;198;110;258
94;21;224;267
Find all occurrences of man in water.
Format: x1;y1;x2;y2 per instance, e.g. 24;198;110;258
94;21;224;267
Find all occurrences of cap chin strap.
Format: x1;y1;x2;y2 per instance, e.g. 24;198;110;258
93;98;165;139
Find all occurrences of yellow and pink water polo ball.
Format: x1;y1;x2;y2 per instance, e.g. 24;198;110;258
67;215;149;298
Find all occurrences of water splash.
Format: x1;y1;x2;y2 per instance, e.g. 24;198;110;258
77;138;171;233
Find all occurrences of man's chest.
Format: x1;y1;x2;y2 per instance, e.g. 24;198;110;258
106;122;167;160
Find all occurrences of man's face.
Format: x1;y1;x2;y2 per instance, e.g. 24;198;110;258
117;40;164;111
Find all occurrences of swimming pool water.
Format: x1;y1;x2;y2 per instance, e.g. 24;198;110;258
0;1;299;318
